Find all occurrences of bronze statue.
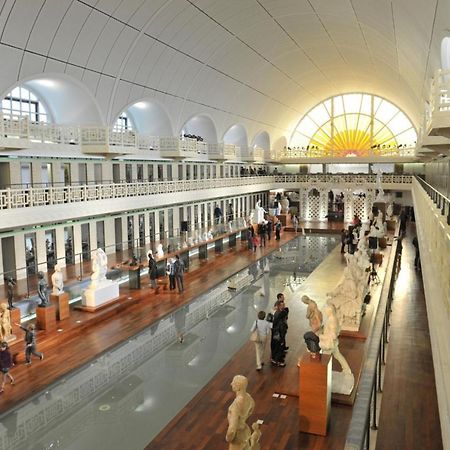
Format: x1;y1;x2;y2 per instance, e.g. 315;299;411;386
37;272;49;307
6;277;16;310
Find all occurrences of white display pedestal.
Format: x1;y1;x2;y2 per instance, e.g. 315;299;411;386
81;281;120;312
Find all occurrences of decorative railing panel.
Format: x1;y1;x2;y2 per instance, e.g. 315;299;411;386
0;175;412;211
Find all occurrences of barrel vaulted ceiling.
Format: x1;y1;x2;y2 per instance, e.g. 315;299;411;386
0;0;447;146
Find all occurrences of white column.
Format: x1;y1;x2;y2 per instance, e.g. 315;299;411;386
73;223;83;260
55;226;66;268
144;213;151;244
154;211;160;243
71;162;80;185
173;207;180;235
14;234;26;280
9;161;21;186
35;229;47;274
104;217;116;254
53;162;63;185
103;162;113;183
133;214;139;244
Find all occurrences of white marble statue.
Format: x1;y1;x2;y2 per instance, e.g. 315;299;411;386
156;244;164;258
358;222;369;241
375;169;385;200
280;196;290;214
386;203;393;220
327;265;364;332
51;263;64;295
226;375;255;450
319;303;354;394
90;248;108;288
253;200;267;224
301;295;323;334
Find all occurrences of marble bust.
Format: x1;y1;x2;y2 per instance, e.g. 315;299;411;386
51;263;64;295
226;375;255;450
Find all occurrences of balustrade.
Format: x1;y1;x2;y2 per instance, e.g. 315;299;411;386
0;174;412;211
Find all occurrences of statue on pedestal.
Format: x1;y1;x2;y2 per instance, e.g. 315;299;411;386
386;203;393;220
6;277;16;310
0;303;12;341
301;295;323;333
37;272;49;307
319;303;352;374
226;375;255;450
280;196;290;214
90;248;108;289
156;244;164;258
51;263;64;296
375;169;385;200
253;200;266;225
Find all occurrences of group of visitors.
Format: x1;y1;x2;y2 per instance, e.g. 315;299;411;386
240;167;268;177
250;293;289;370
148;250;185;294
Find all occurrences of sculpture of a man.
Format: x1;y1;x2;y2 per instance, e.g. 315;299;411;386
6;277;16;310
254;200;266;224
156;244;164;259
51;263;64;296
319;303;352;374
301;295;323;333
91;248;108;288
249;422;262;450
226;375;255;450
0;303;12;341
280;196;290;214
37;271;49;307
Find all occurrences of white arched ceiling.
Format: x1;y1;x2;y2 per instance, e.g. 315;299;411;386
273;136;288;152
4;74;104;126
223;124;248;148
252;131;271;151
0;0;447;137
120;100;174;136
181;114;217;143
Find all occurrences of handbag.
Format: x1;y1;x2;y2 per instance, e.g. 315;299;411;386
250;321;261;343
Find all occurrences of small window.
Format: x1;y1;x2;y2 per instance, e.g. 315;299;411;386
113;111;134;132
2;86;49;122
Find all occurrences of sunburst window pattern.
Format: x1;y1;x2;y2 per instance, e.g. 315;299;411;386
289;94;417;157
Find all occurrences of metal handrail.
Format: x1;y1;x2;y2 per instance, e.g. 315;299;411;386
416;175;450;225
344;223;401;450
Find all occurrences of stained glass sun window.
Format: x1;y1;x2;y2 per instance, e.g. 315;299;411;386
290;94;417;157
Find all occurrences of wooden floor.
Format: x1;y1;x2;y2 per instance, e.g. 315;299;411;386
375;226;442;450
0;230;298;414
147;224;443;450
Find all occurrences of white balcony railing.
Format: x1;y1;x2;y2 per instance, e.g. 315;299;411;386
0;174;413;211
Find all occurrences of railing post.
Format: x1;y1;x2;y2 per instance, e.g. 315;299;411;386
371;381;378;430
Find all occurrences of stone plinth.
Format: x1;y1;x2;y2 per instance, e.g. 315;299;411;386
81;281;120;312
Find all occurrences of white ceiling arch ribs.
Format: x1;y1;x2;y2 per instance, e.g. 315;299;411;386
0;0;447;147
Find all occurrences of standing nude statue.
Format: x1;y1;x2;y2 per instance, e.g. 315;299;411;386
249;422;262;450
226;375;255;450
0;303;12;341
301;295;323;333
90;248;108;288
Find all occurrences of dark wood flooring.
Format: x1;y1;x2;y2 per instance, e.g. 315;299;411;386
375;227;443;450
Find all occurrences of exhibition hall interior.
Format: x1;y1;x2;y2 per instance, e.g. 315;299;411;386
0;1;449;449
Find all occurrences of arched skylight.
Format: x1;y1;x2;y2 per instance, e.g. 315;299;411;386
290;93;417;157
113;111;134;132
2;86;49;122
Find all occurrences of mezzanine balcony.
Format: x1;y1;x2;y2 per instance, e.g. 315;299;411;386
427;69;450;140
0;113;30;149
